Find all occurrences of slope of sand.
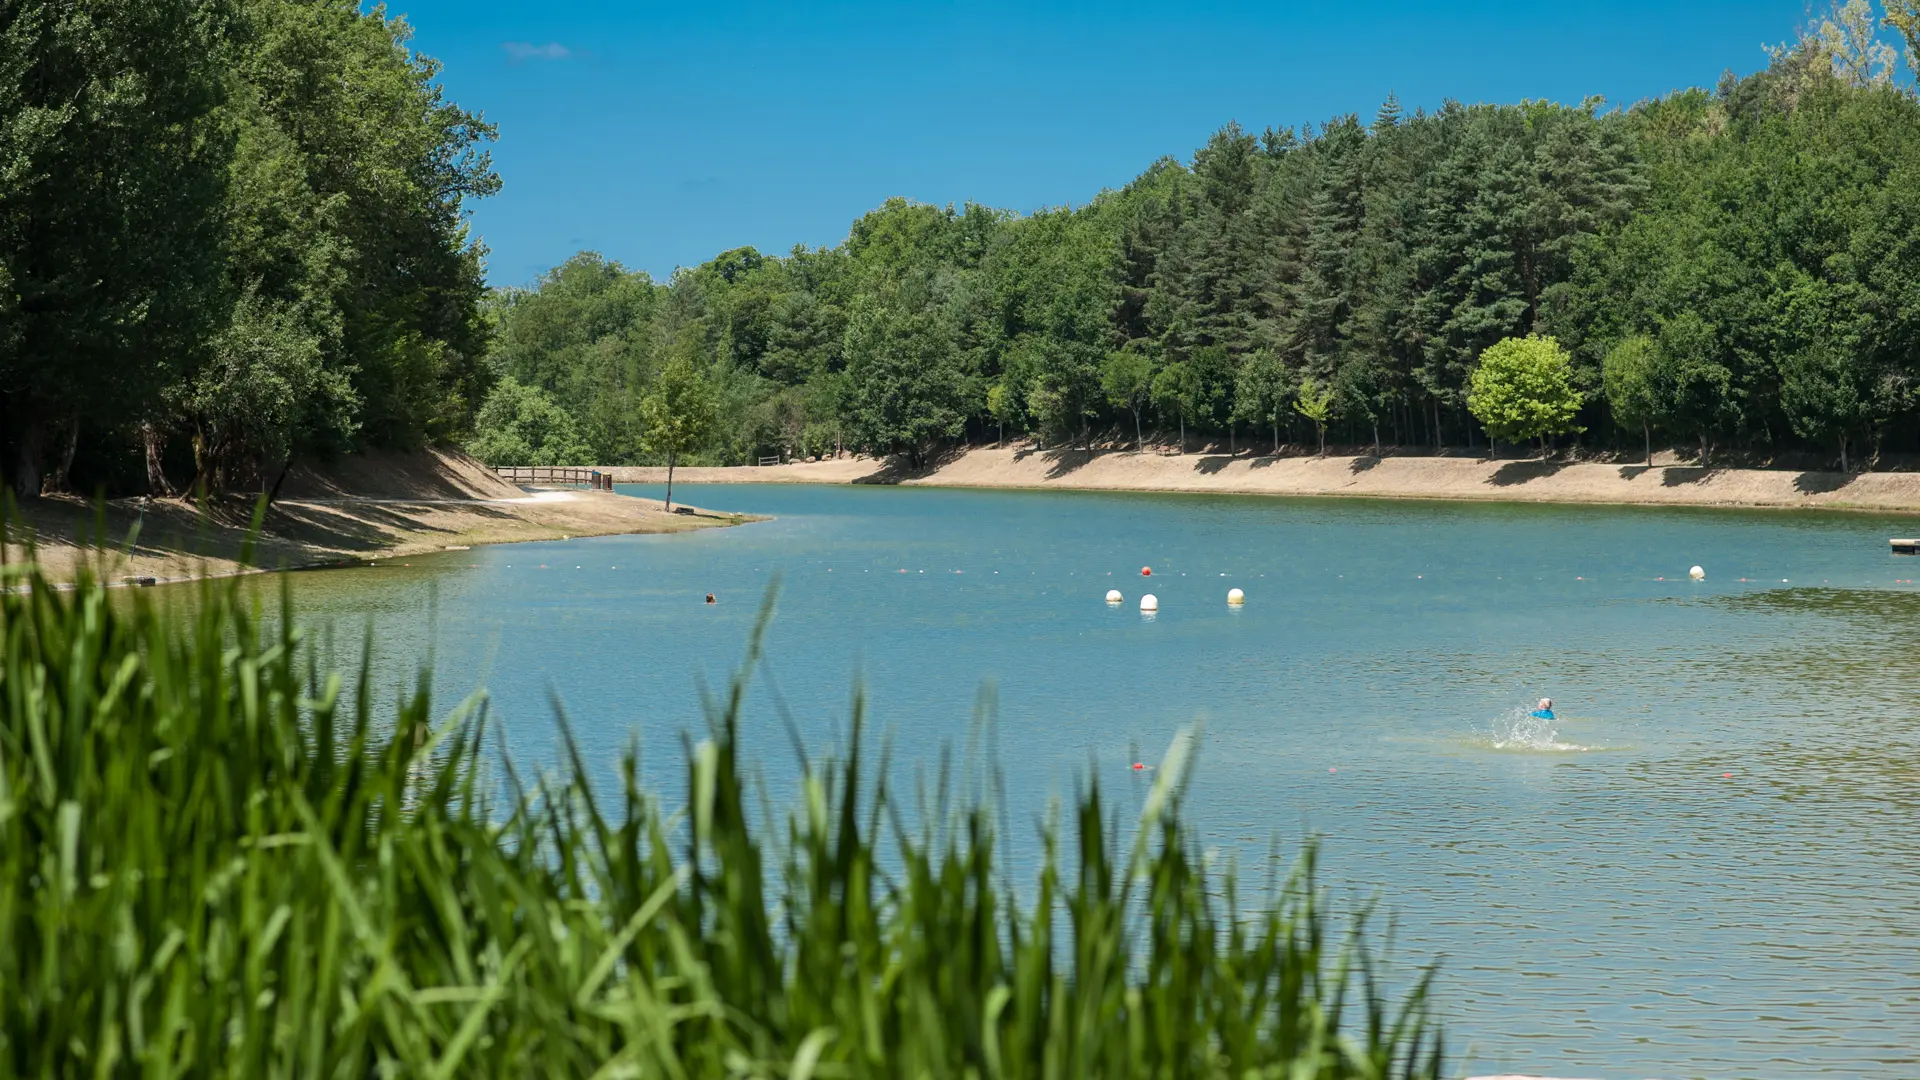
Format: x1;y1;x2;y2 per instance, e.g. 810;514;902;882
10;449;746;585
609;447;1920;513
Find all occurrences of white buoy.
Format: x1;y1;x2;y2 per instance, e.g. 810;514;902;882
1690;565;1706;581
1139;593;1159;612
1227;587;1245;605
1106;589;1123;604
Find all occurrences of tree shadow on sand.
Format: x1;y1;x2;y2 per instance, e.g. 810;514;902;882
1792;470;1857;495
1487;459;1571;486
1660;465;1717;487
1043;448;1098;479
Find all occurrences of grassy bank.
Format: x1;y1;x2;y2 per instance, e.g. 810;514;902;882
0;552;1443;1077
609;446;1920;514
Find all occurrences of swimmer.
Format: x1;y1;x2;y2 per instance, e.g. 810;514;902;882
705;593;716;605
1530;697;1555;720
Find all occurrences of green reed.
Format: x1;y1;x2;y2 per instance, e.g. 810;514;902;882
0;546;1443;1079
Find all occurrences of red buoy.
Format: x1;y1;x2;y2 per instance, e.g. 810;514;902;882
1141;566;1153;577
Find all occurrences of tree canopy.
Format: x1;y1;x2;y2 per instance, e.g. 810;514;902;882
1467;336;1584;450
489;8;1920;474
19;1;1920;492
1;0;495;496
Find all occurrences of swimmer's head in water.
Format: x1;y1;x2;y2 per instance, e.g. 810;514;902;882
1538;698;1552;709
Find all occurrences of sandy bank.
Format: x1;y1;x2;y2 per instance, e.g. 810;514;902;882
608;447;1920;514
9;449;746;585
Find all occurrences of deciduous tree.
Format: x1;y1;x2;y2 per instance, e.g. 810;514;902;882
640;357;717;510
1467;336;1583;455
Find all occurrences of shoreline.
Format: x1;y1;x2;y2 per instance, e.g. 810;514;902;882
606;446;1920;515
7;448;750;586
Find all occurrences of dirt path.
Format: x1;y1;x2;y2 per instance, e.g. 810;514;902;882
608;447;1920;514
9;450;747;586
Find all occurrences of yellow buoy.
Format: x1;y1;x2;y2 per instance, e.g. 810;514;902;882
1139;593;1159;612
1227;587;1245;605
1106;589;1123;604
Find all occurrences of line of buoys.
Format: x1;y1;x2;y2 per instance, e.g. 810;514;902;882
1227;587;1245;605
1106;589;1123;604
1139;593;1158;612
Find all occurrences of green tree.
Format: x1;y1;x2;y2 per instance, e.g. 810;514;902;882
1466;335;1584;455
640;356;718;511
1102;349;1156;450
466;376;592;469
488;253;662;463
841;297;969;468
1293;375;1339;456
1779;339;1874;471
1234;350;1293;455
0;0;233;496
985;379;1022;447
1151;361;1201;452
1602;335;1661;465
1649;313;1735;466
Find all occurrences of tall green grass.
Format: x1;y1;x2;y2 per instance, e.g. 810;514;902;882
0;549;1443;1078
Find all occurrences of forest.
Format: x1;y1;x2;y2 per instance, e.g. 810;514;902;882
0;0;495;497
482;1;1920;473
9;1;1920;496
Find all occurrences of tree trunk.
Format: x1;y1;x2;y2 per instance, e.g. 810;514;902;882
1317;424;1326;457
1372;420;1380;458
665;451;676;512
1134;410;1142;452
1839;435;1849;474
997;419;1003;448
143;422;175;496
1179;415;1185;453
43;419;78;494
1698;432;1708;467
1229;421;1235;454
1273;418;1279;455
12;417;44;500
262;454;296;515
1433;399;1442;451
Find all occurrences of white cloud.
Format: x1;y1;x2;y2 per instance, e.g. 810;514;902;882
502;42;571;62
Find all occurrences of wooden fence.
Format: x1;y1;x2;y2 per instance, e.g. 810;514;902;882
493;466;613;490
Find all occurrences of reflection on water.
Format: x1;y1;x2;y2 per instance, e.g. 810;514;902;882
270;485;1920;1079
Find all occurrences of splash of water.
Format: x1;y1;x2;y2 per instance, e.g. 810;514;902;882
1487;706;1588;752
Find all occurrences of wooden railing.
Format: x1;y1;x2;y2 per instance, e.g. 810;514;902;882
756;456;781;467
493;466;613;490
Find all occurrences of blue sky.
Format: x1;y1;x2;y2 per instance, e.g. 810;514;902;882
389;1;1810;286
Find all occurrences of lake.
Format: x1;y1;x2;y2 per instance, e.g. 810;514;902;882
282;483;1920;1079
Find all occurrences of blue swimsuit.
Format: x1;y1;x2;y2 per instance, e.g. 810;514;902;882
1530;709;1555;720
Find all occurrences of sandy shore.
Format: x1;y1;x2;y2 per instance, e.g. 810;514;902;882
9;449;745;585
609;446;1920;514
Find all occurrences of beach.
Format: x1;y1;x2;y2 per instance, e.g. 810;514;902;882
610;446;1920;514
8;449;743;585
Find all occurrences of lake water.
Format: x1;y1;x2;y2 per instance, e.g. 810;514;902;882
282;483;1920;1079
